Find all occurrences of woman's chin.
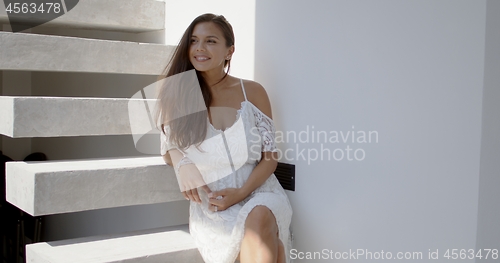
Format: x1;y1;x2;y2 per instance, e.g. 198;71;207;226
192;65;210;72
190;63;225;75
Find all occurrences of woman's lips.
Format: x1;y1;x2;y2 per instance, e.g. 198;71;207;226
194;56;210;62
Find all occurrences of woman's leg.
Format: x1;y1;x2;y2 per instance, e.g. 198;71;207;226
237;240;284;263
240;206;283;263
277;238;286;263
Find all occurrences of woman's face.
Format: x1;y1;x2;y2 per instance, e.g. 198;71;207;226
189;22;234;74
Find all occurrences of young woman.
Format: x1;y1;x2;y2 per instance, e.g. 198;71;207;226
156;13;292;263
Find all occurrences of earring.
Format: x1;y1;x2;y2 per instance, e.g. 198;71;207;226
226;56;231;60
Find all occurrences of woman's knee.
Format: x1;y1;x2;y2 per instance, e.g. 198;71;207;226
245;206;278;238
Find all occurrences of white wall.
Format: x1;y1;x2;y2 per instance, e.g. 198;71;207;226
476;1;500;261
255;0;488;261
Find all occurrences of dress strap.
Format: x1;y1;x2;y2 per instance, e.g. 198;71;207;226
240;79;248;101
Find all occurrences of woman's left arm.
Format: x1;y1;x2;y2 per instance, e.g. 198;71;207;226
239;151;278;196
208;154;277;212
208;82;278;211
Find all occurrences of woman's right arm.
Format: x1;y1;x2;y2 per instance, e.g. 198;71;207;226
163;149;211;203
162;152;173;166
161;125;211;203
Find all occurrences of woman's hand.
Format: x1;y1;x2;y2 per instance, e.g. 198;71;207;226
178;164;212;203
166;149;212;203
208;188;246;212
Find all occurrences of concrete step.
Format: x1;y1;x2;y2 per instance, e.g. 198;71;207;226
0;31;173;74
0;0;164;33
0;96;158;138
26;224;204;263
6;156;183;216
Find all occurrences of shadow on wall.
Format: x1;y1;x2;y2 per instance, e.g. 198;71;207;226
1;151;46;263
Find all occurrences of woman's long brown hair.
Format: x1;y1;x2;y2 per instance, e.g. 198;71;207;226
155;13;235;150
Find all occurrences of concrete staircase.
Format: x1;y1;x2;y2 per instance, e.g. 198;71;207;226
0;0;165;33
6;156;184;216
0;31;174;74
0;96;157;138
25;225;203;263
0;1;203;262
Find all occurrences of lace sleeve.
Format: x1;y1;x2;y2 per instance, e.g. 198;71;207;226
160;125;175;155
254;109;278;152
160;126;195;176
175;156;194;175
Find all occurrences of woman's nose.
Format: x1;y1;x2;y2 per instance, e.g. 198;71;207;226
195;41;205;51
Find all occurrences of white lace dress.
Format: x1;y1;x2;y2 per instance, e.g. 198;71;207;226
160;79;293;263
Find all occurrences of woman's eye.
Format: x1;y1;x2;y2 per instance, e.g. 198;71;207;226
190;39;197;43
207;40;216;43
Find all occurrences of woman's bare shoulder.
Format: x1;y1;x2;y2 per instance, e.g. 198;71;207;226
241;79;273;119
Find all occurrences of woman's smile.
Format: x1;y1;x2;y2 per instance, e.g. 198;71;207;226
194;55;211;62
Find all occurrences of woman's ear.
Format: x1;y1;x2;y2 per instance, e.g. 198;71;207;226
226;45;235;60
